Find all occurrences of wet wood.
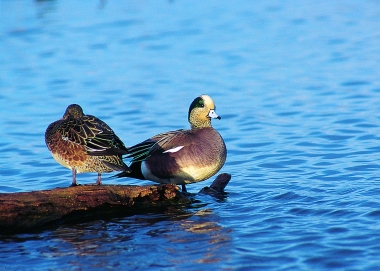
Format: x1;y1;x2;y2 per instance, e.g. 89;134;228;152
0;173;231;233
0;184;189;233
199;173;231;197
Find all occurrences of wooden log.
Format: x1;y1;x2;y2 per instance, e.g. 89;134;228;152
0;173;231;233
0;184;189;233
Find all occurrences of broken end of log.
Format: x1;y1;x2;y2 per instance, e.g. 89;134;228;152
198;173;231;197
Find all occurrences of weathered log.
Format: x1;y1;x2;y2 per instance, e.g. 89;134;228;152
0;173;231;233
199;173;231;197
0;184;188;233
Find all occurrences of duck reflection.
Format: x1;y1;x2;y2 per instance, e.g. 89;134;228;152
42;206;232;268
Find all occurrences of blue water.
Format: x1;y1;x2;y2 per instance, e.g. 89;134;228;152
1;0;380;270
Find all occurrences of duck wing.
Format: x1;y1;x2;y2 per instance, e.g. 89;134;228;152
127;129;187;163
63;115;128;156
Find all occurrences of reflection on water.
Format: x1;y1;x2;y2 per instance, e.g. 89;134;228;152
0;206;232;270
2;0;380;270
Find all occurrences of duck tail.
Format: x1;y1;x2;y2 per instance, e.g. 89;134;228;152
113;162;145;180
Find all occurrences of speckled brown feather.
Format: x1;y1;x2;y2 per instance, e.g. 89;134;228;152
45;104;130;185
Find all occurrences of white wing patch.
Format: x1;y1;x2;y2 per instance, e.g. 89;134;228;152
163;146;184;153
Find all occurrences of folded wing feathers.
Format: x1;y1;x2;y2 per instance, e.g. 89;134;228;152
126;140;156;162
126;130;186;163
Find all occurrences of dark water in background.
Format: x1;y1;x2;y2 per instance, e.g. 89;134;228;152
2;0;380;270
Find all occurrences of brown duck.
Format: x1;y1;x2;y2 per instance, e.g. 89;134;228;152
45;104;130;186
116;94;227;192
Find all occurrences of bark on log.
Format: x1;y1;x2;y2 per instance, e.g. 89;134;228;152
0;184;188;233
0;173;231;234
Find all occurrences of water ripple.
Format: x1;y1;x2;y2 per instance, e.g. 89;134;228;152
2;0;380;270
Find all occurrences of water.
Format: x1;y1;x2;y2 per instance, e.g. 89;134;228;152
1;0;380;270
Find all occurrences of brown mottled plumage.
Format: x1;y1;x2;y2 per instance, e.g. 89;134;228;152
116;95;227;192
45;104;130;186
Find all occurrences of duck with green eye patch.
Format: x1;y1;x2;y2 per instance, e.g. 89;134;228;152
116;94;227;193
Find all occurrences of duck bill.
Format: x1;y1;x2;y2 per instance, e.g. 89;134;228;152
208;109;221;120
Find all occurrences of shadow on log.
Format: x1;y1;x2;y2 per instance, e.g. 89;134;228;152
0;173;231;234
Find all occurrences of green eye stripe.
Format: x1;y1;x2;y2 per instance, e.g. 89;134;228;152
190;97;204;110
188;97;205;119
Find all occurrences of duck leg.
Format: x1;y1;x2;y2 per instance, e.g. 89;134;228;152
71;169;78;186
96;173;102;185
181;184;187;193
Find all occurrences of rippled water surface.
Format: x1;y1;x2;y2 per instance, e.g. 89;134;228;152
2;0;380;270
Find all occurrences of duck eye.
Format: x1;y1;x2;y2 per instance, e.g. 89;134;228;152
198;100;204;107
